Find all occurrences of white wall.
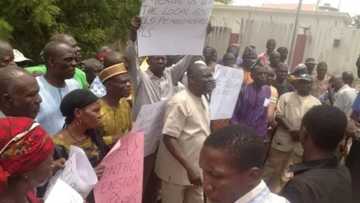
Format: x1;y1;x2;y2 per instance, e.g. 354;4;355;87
209;5;360;75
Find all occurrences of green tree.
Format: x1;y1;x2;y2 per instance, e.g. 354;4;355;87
0;0;141;63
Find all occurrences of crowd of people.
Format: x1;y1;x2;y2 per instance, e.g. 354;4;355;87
0;16;359;203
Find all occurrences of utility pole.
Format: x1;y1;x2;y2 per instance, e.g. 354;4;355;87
289;0;304;68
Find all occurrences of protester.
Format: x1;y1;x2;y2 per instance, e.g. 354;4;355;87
264;73;321;192
53;89;107;202
25;33;88;89
267;67;279;125
0;117;55;203
98;63;132;146
127;17;199;203
269;51;281;70
219;44;242;66
347;94;360;203
330;75;358;116
96;46;113;64
36;41;81;135
343;71;355;87
222;52;237;68
281;105;352;203
240;46;257;85
80;58;103;84
274;63;294;96
54;89;108;167
200;124;289;203
311;61;331;98
258;39;276;65
277;47;288;63
231;64;273;138
203;46;217;73
304;58;317;76
0;65;41;118
0;40;14;68
103;51;125;68
155;61;215;203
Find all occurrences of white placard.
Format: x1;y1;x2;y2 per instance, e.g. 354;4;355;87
137;0;214;56
49;146;98;198
210;65;244;120
133;101;167;157
45;179;83;203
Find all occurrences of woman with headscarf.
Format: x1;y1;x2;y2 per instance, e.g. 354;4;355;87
53;89;108;167
0;117;54;203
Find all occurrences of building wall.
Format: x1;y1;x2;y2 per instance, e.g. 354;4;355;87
209;5;359;75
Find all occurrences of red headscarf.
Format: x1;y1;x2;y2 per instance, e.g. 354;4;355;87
0;117;54;191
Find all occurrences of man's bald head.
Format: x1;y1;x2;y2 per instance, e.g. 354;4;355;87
103;51;124;68
43;41;73;62
0;40;14;68
50;33;81;61
0;65;31;93
43;41;77;80
188;61;215;96
0;65;41;118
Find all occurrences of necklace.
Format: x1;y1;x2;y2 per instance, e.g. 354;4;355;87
66;128;87;144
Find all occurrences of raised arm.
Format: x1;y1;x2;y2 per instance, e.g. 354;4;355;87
125;17;142;89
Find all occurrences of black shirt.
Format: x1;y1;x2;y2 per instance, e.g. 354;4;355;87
281;157;352;203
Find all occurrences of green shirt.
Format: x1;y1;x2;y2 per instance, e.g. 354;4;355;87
25;65;89;89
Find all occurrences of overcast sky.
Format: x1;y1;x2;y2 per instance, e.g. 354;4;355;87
233;0;359;16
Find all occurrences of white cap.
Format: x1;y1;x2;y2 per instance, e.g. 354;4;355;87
13;49;31;63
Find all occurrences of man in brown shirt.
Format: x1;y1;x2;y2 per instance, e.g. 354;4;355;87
155;61;215;203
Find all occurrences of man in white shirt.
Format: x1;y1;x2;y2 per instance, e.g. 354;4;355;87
331;75;358;116
36;41;80;134
200;124;289;203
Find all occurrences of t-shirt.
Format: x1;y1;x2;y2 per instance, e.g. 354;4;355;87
25;65;88;89
36;76;81;135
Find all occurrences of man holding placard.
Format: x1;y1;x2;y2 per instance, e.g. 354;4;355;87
126;16;202;202
156;61;215;203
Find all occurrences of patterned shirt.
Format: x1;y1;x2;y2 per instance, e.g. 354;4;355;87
99;98;132;146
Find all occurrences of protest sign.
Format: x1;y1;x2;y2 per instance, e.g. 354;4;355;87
210;65;244;120
138;0;214;56
94;132;144;203
49;146;98;198
133;101;166;157
45;179;83;203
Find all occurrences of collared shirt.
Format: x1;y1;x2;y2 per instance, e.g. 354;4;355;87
235;180;289;203
333;84;358;116
25;65;88;89
126;41;193;119
98;98;132;146
231;83;272;138
36;76;81;135
281;157;352;203
311;74;331;98
272;92;321;154
155;89;210;186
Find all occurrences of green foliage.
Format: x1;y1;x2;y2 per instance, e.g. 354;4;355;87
0;0;141;63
